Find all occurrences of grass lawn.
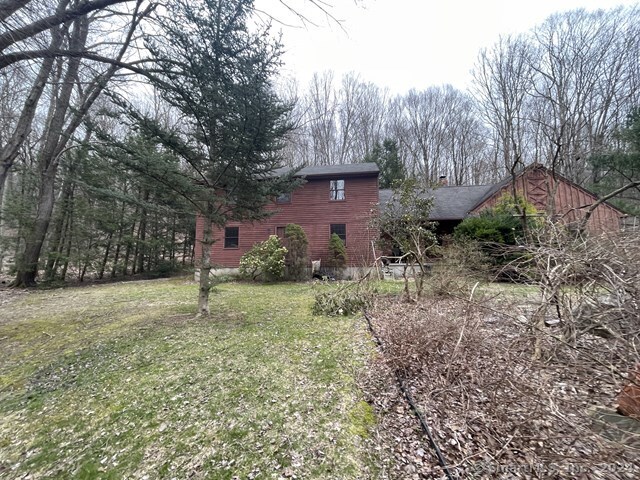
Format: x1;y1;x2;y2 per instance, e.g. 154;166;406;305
0;278;379;479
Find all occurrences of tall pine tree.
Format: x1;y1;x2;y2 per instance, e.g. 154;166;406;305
116;0;297;315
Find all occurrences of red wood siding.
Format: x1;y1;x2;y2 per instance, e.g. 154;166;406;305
195;175;379;268
472;167;622;233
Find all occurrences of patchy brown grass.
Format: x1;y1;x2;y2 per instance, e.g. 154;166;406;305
0;278;384;479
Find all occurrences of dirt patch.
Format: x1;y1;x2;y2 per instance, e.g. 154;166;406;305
363;294;640;479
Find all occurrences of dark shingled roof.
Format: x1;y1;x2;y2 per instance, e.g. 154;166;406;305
274;163;379;178
379;185;496;220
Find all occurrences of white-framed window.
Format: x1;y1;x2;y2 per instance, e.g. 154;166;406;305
330;179;345;200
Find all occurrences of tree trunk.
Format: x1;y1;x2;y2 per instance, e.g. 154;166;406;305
59;209;73;281
98;232;113;279
12;17;89;287
170;216;176;262
111;212;126;278
44;173;74;280
0;25;63;206
181;230;188;265
111;237;122;278
122;216;136;276
197;204;214;316
14;167;57;286
0;168;9;272
136;188;149;274
79;237;93;282
43;212;66;280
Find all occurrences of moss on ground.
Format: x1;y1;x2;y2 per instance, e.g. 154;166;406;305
349;400;377;439
0;278;380;479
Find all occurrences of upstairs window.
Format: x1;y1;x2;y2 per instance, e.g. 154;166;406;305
330;179;345;200
276;192;291;204
224;227;239;249
330;224;346;245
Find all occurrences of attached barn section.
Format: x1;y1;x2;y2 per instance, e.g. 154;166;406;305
471;164;624;233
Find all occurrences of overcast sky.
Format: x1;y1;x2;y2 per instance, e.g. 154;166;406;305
255;0;639;94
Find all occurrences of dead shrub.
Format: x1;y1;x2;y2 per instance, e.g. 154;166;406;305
367;294;640;478
312;279;376;316
374;297;490;375
427;241;492;297
509;222;640;358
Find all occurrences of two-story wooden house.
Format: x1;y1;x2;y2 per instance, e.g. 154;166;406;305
196;162;626;277
194;163;380;275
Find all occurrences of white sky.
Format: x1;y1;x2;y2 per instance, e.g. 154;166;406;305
255;0;639;94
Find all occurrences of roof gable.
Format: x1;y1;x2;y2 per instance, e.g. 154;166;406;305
471;163;627;216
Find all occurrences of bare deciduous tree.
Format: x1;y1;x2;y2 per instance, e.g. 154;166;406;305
11;0;150;286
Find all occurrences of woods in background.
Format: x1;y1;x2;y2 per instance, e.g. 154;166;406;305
0;2;638;284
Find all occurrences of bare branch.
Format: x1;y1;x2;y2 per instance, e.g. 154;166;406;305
0;0;135;55
578;180;640;231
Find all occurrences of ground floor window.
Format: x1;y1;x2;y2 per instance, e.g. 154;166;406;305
224;227;239;248
330;224;346;245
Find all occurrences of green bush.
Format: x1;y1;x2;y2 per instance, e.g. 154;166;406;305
284;223;309;281
239;235;287;282
146;260;181;279
327;233;348;269
453;212;521;245
454;194;541;281
454;194;539;245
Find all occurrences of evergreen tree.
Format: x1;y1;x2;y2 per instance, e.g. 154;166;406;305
363;139;405;189
113;0;297;315
327;233;347;270
284;223;309;281
589;108;640;215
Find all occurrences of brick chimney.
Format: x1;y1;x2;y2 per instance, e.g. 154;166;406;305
439;175;448;186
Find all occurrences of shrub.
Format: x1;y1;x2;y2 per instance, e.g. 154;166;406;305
312;280;376;316
453;212;521;244
326;233;348;269
238;235;287;282
428;241;492;296
284;223;309;281
454;193;539;246
148;260;179;278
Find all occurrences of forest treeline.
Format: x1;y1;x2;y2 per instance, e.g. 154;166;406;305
0;1;638;284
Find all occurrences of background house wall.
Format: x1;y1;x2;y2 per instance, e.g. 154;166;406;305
195;175;379;269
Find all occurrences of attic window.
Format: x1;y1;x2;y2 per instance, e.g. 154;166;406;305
330;179;345;200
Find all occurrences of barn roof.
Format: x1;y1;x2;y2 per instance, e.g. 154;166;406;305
470;163;627;216
379;185;495;220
